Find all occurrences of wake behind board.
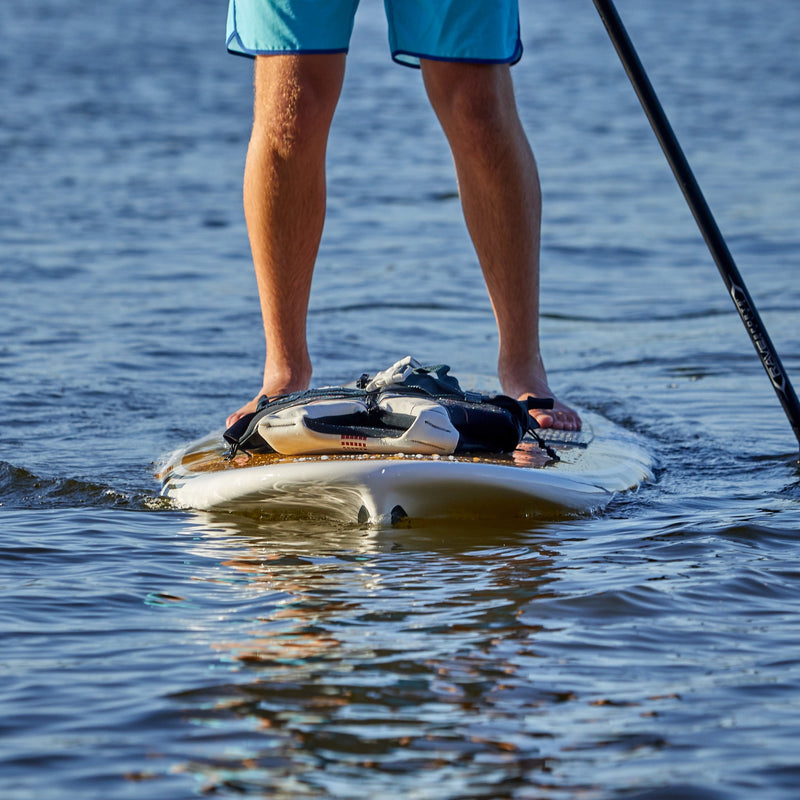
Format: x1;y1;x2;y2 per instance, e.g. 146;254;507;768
159;412;653;525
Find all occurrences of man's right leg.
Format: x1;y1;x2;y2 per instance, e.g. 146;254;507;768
227;54;346;428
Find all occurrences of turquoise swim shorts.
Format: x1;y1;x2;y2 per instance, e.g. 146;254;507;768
226;0;522;68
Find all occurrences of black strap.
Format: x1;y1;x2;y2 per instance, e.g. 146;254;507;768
222;365;558;458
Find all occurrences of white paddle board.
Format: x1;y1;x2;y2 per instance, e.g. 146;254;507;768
158;412;653;525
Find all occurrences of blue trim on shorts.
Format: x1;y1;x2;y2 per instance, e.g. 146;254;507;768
226;45;350;59
392;46;524;69
226;31;348;59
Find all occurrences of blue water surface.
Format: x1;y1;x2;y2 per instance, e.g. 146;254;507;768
2;1;800;798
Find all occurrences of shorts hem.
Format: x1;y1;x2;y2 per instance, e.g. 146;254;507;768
226;33;349;60
391;44;523;70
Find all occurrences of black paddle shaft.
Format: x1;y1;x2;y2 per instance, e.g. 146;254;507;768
591;0;800;448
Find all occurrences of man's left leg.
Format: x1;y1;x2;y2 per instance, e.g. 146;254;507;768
421;60;580;430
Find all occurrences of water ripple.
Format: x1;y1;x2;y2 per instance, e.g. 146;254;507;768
3;1;800;798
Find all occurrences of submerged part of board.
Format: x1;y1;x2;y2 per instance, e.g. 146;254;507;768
158;412;653;525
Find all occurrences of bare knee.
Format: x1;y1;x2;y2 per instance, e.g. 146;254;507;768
422;62;522;158
252;54;345;160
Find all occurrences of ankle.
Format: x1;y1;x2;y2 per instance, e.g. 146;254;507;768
498;354;549;398
261;359;312;397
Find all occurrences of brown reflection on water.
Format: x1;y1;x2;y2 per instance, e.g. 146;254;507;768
171;514;685;797
168;512;584;797
213;549;351;669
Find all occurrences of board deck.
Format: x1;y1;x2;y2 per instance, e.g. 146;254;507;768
159;412;653;525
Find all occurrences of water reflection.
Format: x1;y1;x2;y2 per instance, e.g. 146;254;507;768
169;511;572;797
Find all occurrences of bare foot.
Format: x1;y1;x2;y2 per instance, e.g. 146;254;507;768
226;368;312;429
225;395;264;429
500;368;581;431
226;385;306;428
521;394;582;431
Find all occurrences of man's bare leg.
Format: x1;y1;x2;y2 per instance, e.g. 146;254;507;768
227;54;346;428
421;61;580;430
